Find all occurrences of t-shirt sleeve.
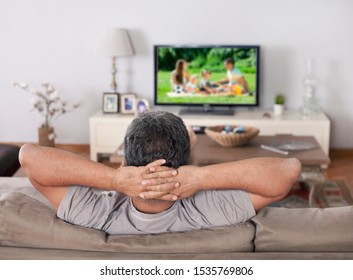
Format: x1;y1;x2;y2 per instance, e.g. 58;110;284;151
234;68;242;76
57;186;124;230
184;189;256;227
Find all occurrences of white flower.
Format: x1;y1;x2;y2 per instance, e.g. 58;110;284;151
36;103;44;112
30;87;38;94
48;133;56;141
50;91;58;100
19;82;28;89
30;98;37;105
14;81;80;129
47;85;55;93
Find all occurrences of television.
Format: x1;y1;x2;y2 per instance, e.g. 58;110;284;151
154;45;260;115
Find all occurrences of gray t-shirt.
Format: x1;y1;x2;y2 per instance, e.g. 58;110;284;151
57;186;255;235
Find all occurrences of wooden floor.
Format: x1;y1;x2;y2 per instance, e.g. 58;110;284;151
323;149;353;189
12;144;353;194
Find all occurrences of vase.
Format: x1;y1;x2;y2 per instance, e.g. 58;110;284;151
38;126;55;147
273;104;284;116
301;58;320;115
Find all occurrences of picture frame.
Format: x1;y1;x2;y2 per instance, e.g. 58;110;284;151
102;92;119;114
136;98;150;114
120;93;137;114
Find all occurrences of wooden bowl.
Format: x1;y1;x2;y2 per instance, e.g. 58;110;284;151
205;125;260;147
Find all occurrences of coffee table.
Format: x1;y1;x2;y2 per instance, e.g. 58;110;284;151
192;134;330;168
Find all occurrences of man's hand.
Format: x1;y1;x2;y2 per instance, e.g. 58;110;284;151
139;165;202;200
170;165;201;199
115;159;180;200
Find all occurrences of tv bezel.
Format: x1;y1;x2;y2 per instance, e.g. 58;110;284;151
154;44;260;107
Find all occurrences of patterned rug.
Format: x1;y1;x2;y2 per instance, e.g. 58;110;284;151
270;180;353;208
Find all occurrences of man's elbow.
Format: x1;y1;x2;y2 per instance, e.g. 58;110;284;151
279;158;301;198
287;158;302;183
19;143;36;168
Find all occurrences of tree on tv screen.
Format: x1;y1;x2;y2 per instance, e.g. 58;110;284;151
157;47;257;74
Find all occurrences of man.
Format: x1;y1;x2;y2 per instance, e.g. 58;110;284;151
20;111;301;235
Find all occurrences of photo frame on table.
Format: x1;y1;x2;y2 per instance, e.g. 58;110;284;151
136;99;150;114
102;92;119;114
120;94;137;114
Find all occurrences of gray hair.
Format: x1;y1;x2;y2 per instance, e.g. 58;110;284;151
124;111;190;168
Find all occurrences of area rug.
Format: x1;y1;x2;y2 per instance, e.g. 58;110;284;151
270;180;353;208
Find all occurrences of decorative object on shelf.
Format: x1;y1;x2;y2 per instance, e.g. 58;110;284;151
205;125;259;147
13;82;79;147
96;28;134;93
38;126;55;147
102;92;119;114
120;93;137;114
262;112;272;119
136;99;150;114
301;58;320;116
273;94;285;116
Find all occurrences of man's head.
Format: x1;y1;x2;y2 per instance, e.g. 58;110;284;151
124;111;190;168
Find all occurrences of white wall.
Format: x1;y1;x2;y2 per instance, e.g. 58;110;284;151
0;0;352;148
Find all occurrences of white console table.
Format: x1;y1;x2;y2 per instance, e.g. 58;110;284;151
89;110;330;161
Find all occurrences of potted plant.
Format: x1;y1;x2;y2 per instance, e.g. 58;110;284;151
13;82;79;147
274;94;285;116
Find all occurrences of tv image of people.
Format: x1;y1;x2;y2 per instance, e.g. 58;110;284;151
156;46;258;105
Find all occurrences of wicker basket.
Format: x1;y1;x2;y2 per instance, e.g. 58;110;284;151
205;125;259;147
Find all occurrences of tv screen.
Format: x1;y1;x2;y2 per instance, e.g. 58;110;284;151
154;45;260;107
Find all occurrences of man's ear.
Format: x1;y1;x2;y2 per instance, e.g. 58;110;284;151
120;158;126;168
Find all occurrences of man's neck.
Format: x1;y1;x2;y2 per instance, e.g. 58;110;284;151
131;197;175;214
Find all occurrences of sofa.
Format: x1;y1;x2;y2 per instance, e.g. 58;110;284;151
1;177;353;260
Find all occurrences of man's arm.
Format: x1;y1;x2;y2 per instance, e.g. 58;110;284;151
141;157;301;210
19;144;179;208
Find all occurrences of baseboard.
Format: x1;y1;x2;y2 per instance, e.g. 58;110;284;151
329;148;353;157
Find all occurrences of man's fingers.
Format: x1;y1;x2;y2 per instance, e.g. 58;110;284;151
148;165;176;173
142;178;179;189
145;169;178;179
144;181;180;192
157;194;179;201
139;191;178;201
146;159;166;168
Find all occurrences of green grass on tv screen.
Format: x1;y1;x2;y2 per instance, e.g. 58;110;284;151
157;71;257;104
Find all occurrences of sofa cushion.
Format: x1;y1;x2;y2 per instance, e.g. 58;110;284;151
0;192;255;253
252;206;353;252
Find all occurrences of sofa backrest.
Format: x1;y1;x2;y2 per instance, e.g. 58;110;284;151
0;192;255;253
252;206;353;252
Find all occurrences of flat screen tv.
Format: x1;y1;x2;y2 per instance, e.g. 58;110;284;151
154;45;260;114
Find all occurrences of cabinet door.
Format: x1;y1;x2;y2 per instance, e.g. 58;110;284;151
94;123;128;152
96;123;127;149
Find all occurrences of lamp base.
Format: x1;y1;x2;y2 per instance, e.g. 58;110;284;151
110;56;117;92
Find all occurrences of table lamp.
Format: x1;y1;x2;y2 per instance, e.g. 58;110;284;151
96;28;134;92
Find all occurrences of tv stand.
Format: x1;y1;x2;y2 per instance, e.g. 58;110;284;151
179;105;234;116
89;110;331;161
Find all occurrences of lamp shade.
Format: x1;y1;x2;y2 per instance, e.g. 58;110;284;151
96;28;134;57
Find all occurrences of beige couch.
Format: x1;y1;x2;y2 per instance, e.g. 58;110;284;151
1;178;352;260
